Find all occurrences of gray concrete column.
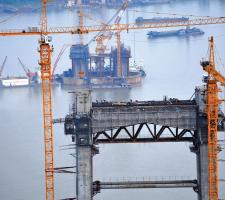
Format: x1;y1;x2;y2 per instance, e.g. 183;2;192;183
194;87;208;200
196;143;208;200
76;145;93;200
74;90;93;200
196;115;208;200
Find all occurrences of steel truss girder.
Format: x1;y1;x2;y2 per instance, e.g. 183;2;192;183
95;179;197;189
93;123;196;144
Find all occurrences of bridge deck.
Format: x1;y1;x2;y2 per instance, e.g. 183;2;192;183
92;100;198;133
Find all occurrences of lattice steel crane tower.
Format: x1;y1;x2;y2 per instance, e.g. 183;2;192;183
39;1;54;200
201;36;225;200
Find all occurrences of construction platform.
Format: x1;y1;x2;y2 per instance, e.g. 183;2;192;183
60;44;146;88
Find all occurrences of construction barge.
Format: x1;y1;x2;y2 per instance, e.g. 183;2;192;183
147;27;204;38
0;77;29;87
60;43;146;88
0;56;42;88
0;74;42;88
135;16;189;24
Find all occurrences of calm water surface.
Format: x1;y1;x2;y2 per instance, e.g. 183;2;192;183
1;0;225;199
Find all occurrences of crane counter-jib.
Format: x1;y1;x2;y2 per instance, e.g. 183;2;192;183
0;17;225;36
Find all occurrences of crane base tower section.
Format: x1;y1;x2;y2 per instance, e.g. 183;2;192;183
61;43;146;88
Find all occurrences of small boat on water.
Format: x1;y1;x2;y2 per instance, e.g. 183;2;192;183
147;27;204;38
133;0;171;6
136;16;189;24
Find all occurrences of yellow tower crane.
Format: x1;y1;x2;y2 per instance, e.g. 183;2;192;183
39;1;54;200
201;36;225;200
1;7;225;200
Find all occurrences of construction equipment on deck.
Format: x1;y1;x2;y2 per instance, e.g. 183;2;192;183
200;36;225;200
94;0;128;77
94;0;129;54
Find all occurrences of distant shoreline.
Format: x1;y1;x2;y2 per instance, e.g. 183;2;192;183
0;0;171;13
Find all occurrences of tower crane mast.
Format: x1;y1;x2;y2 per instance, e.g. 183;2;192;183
201;36;225;200
39;1;54;200
78;5;84;45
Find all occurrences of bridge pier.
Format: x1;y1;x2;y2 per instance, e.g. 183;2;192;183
196;115;208;200
76;144;93;200
73;90;93;200
194;88;208;200
61;88;224;200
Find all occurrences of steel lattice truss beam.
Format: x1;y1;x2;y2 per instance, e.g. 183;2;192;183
1;17;225;36
93;123;196;144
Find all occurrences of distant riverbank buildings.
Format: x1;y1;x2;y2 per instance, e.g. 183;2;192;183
65;0;170;7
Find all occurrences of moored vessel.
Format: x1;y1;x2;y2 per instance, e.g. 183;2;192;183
147;27;204;38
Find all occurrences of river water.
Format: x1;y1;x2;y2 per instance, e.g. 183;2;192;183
1;0;225;199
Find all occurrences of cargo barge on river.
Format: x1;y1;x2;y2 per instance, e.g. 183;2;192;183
136;16;189;24
147;27;204;38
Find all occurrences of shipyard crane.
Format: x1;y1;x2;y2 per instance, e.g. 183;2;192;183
94;0;129;55
1;9;225;200
0;56;7;77
93;0;129;77
52;44;71;77
200;36;225;200
85;0;129;77
17;57;36;79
